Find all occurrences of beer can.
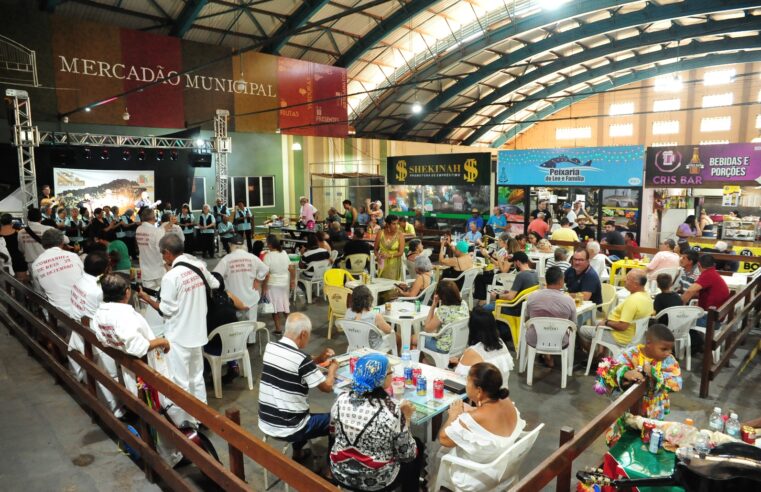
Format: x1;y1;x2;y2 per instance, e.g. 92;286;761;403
349;356;358;374
416;376;427;396
741;426;756;444
404;366;414;386
642;421;656;444
415;300;421;313
649;430;663;454
412;367;423;386
433;379;444;399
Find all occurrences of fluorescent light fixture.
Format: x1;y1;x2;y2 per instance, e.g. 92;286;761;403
700;116;731;132
702;92;733;108
609;123;633;137
703;68;735;86
654;74;682;93
652;120;679;135
292;142;302;151
653;98;680;112
651;142;678;147
699;140;729;145
609;102;634;116
556;126;591;140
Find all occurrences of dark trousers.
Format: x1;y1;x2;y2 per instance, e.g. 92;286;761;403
240;229;253;252
221;236;233;254
473;270;495;301
124;237;137;259
183;232;195;253
281;413;331;452
200;233;215;258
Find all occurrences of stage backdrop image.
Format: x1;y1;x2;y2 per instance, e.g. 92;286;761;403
53;168;155;211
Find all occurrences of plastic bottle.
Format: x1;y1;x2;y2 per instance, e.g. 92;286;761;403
525;243;530;254
694;430;710;455
725;413;741;438
708;407;724;433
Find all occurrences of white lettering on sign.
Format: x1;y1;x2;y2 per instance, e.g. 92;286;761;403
58;56;276;98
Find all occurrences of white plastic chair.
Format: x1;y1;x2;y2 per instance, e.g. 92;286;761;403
490;272;514;291
329;249;339;264
655;306;704;371
451;267;481;309
646;267;680;295
296;260;330;303
524;317;577;389
595;284;618;321
336;319;398;356
262;433;299;492
247;321;270;355
584;316;650;375
433;423;544;492
418;317;470;368
397;281;436;306
341;253;369;275
202;321;254;399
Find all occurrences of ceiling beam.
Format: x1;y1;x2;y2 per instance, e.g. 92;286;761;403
389;0;761;140
39;0;66;12
260;0;331;55
460;36;761;146
170;0;208;37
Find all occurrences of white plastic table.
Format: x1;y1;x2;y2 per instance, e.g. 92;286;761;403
381;301;431;350
345;277;397;305
528;251;554;278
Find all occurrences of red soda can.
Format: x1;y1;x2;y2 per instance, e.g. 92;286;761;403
741;426;756;444
349;356;358;374
642;421;655;444
433;379;444;399
412;367;423;386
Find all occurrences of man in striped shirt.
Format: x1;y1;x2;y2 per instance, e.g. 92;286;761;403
258;313;337;461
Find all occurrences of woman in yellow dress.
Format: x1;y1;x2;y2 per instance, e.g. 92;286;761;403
374;215;405;281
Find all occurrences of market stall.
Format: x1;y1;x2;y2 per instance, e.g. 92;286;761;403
386;152;492;231
645;143;761;273
496;146;645;239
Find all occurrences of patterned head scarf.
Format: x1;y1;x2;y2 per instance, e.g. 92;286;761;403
352;353;389;394
456;240;469;254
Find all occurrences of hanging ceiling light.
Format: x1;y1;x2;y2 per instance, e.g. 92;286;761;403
122;107;130;121
411;102;423;114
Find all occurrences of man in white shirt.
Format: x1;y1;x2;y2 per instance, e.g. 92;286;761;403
213;235;269;334
31;228;84;314
68;250;109;383
19;208;69;268
586;240;609;281
139;233;218;404
135;208;166;291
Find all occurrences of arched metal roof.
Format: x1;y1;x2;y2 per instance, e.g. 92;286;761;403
45;0;761;147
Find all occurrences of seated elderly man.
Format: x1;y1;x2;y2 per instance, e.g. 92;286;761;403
258;313;337;462
579;269;653;351
587;240;608;280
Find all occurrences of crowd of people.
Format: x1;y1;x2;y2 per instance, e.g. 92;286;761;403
3;187;744;491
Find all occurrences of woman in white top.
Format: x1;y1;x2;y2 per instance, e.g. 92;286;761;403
455;308;514;384
345;285;399;352
439;362;525;491
262;235;295;335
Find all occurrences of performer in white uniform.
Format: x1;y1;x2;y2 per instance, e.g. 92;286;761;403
93;274;185;467
30;229;83;313
135;208;166;290
139;234;218;404
213;235;269;338
20;208;69;268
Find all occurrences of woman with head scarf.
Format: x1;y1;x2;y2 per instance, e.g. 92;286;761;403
329;354;422;491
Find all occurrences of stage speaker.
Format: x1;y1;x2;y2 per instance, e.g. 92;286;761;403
191;153;212;167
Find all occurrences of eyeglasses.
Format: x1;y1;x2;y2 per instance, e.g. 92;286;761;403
572;258;587;262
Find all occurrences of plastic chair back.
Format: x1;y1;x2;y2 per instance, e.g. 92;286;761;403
630;316;651;345
342;254;369;274
329;249;339;263
648;267;680;294
496;424;544;487
207;321;253;358
336;319;383;353
599;283;618;316
325;284;351;315
445;317;470;356
525;317;576;352
656;306;705;340
324;268;355;287
309;260;331;280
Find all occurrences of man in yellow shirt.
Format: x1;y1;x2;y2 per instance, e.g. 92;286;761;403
579;269;652;348
551;218;580;254
399;216;416;235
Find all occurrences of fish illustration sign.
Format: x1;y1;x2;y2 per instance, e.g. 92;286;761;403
387;153;491;186
497;146;645;187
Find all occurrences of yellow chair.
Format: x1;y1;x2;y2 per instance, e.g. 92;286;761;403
324;284;352;340
493;285;540;350
324;268;355;288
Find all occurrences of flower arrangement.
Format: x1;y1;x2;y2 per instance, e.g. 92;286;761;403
593;356;621;395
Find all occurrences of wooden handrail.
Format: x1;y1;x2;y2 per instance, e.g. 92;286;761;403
0;272;338;492
513;383;646;492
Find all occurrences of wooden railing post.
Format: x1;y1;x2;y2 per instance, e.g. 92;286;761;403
700;308;718;398
225;408;246;481
556;427;575;492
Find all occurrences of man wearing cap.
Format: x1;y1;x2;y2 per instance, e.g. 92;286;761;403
214;235;270;330
465;208;484;232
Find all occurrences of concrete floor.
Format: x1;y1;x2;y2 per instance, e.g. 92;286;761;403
2;266;760;491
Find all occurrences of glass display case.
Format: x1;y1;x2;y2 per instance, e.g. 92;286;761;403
601;188;641;238
722;219;758;241
388;184;490;229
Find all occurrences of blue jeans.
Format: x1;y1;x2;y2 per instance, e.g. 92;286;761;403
482;302;495;312
281;413;330;451
424;336;446;353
